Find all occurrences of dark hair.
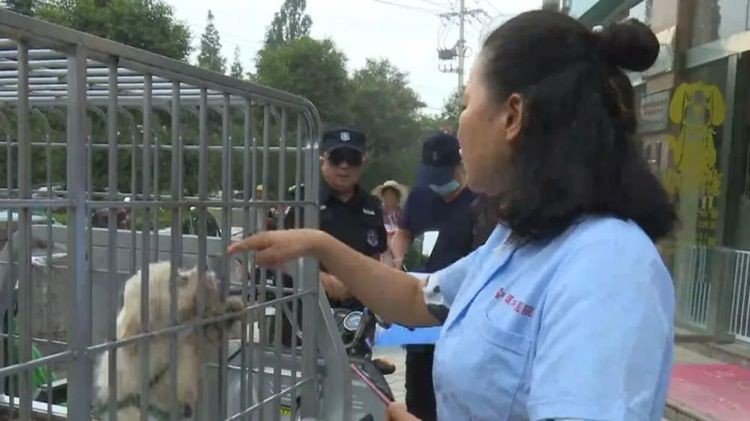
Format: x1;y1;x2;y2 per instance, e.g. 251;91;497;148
481;10;675;242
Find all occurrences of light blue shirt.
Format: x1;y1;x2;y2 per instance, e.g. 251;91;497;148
423;217;675;420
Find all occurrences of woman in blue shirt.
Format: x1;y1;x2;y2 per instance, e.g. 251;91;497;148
229;11;676;421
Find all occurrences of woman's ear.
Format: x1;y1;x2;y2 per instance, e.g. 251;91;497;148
504;93;525;144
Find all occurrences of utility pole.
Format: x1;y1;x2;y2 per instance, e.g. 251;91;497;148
457;0;466;95
437;1;486;95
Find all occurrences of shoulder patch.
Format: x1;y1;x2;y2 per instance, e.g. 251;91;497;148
362;208;376;216
366;228;379;247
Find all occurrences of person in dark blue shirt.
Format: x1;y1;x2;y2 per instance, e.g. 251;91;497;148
390;132;481;421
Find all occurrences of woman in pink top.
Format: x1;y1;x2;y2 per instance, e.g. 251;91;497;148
372;180;408;267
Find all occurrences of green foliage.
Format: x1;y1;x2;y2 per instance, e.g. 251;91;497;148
348;59;424;188
350;59;424;153
265;0;312;49
2;0;35;15
230;46;244;79
2;0;465;205
35;0;191;60
256;37;351;127
440;88;461;130
197;10;226;73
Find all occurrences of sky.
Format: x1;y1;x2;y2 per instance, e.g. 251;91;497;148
163;0;542;113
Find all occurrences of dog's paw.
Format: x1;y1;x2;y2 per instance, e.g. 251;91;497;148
224;297;245;315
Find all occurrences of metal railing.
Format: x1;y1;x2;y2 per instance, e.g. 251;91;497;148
0;8;351;421
673;243;750;344
729;250;750;342
674;245;712;328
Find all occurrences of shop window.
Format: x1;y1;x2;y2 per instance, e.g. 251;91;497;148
691;0;750;47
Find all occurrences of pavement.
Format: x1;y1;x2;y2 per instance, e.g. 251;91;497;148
373;344;750;421
373;346;408;403
667;344;750;421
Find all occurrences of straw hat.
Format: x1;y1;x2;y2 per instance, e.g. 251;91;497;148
372;180;409;207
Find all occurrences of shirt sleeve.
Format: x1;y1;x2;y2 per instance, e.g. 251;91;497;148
398;190;416;232
527;241;674;421
421;250;475;323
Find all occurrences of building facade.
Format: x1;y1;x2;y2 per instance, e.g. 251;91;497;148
571;0;750;343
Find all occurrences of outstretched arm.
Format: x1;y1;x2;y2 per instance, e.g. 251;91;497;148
228;229;439;327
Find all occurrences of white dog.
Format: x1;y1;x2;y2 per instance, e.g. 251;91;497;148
93;262;244;420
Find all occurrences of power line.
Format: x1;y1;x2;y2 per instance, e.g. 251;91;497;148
413;0;450;7
371;0;441;14
478;0;500;14
437;0;488;93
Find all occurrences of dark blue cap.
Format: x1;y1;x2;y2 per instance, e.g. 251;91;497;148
321;128;366;154
415;133;461;187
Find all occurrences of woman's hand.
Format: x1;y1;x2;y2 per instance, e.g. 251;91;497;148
386;402;420;421
227;229;326;267
320;272;352;301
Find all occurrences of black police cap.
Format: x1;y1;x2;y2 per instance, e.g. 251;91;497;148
321;129;366;154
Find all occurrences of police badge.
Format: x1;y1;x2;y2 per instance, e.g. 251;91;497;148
366;229;379;247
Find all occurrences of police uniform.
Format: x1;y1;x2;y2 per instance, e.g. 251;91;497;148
318;129;387;309
275;130;386;346
320;183;387;261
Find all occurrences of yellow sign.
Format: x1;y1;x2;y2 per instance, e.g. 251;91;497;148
663;81;725;246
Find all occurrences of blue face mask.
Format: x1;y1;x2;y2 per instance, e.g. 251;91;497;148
429;180;461;196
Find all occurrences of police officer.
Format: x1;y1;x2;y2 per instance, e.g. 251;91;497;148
276;129;390;353
316;128;388;309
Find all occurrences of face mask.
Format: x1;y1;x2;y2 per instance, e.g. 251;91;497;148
429;180;461;196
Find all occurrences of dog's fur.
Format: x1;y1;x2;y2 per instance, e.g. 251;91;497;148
94;262;244;420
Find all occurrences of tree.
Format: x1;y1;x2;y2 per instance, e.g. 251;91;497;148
265;0;312;49
230;46;244;78
256;37;351;127
35;0;191;60
349;59;424;153
440;89;461;127
349;59;425;187
197;10;226;73
2;0;34;15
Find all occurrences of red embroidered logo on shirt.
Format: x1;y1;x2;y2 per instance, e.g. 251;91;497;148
495;288;534;317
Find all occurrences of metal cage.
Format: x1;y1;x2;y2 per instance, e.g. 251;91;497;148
0;9;355;421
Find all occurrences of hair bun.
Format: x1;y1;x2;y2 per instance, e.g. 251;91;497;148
597;19;659;72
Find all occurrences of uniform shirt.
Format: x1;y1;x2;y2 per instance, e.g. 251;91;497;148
399;187;477;273
422;216;675;421
320;183;387;257
319;182;387;309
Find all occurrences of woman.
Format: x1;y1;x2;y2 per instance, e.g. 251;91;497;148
230;11;676;421
372;180;409;267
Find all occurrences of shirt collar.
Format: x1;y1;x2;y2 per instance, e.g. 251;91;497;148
320;181;364;206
